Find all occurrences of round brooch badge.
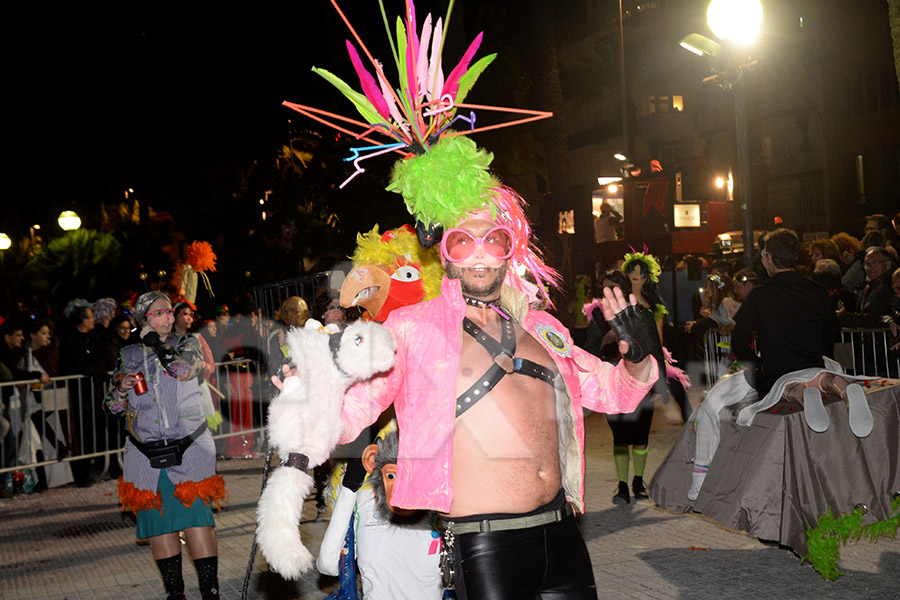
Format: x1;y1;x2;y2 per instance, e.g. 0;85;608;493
535;324;572;358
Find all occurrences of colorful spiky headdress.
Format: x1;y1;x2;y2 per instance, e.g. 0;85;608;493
283;0;559;301
622;246;662;284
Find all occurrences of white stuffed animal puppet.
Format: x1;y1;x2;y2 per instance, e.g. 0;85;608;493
256;318;396;580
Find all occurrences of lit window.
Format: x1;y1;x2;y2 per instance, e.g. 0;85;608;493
649;96;656;114
558;210;575;234
672;95;684;112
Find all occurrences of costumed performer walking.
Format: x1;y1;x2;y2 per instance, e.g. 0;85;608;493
105;291;227;600
584;259;690;505
275;2;659;596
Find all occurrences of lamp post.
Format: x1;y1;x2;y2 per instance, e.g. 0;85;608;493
680;0;762;268
58;210;82;231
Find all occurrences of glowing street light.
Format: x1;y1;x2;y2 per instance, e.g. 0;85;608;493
707;0;763;45
679;0;763;268
0;233;11;250
715;176;726;189
58;210;82;231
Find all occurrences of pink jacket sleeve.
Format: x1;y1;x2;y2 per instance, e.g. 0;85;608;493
575;346;658;414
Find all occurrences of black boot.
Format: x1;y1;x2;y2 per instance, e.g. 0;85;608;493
612;481;630;505
156;554;184;600
632;476;649;500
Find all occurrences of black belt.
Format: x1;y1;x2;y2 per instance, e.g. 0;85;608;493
129;422;207;458
456;318;557;418
440;501;574;535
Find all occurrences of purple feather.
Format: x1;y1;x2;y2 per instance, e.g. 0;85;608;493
346;40;391;121
442;32;483;99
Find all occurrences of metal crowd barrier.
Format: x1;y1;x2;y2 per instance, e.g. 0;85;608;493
835;327;900;378
701;327;900;390
1;358;271;479
703;331;733;389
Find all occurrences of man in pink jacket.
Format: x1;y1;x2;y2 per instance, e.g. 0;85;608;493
339;190;658;599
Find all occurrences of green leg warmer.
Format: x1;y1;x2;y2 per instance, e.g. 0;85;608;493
613;445;630;482
632;447;649;477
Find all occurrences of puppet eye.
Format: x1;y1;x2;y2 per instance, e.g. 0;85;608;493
391;265;421;282
385;472;395;480
353;335;363;346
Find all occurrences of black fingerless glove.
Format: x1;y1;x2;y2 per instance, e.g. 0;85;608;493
607;303;656;363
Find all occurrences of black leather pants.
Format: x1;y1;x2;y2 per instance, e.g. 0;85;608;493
451;513;597;600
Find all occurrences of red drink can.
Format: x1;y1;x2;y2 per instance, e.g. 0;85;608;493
133;372;148;395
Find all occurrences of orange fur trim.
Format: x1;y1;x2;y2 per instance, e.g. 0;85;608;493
173;475;228;509
118;478;163;514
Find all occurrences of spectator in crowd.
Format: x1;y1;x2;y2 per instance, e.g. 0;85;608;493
17;318;74;490
842;230;885;298
1;319;52;491
593;201;623;243
59;302;107;486
856;247;898;318
832;232;861;275
887;268;900;349
109;314;138;348
865;213;900;250
266;296;308;373
813;259;856;312
732;269;760;301
91;297;117;334
221;294;265;457
686;273;740;336
809;238;841;265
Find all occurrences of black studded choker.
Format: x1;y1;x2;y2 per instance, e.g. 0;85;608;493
463;294;510;320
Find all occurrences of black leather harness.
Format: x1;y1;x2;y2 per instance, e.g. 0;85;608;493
455;317;556;418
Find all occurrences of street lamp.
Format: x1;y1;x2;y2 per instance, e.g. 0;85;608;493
58;210;82;231
0;233;11;251
679;0;762;268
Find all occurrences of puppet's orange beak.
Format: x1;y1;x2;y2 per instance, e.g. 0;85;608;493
341;265;391;320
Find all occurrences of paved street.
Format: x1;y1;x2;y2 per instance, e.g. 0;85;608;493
2;398;897;599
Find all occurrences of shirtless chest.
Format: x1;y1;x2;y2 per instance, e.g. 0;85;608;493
447;317;563;516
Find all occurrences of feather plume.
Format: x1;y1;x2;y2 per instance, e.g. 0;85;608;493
442;32;483;99
455;53;497;106
311;67;382;125
376;59;410;138
426;17;444;101
416;14;432;99
346;40;391;121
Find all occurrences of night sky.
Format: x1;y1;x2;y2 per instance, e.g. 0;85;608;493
6;1;468;234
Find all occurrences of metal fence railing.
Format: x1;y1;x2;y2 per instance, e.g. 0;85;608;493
702;327;900;390
1;359;270;484
703;331;733;389
834;328;900;379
